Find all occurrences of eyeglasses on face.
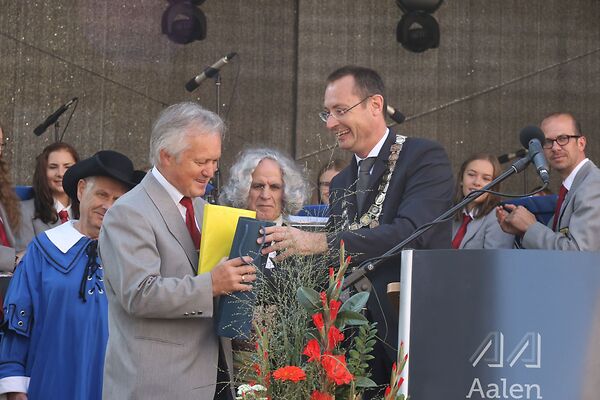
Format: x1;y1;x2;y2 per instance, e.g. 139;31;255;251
319;181;330;188
318;95;371;123
542;135;581;149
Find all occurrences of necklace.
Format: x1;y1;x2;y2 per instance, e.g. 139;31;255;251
346;134;406;230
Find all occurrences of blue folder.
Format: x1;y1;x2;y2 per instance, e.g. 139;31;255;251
504;194;558;225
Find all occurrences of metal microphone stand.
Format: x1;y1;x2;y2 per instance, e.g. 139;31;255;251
343;156;534;290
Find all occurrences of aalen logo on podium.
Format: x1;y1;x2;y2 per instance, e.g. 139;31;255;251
467;332;543;399
470;331;542;368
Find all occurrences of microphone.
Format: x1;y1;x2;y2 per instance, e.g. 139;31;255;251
185;52;237;92
498;148;528;164
519;125;550;184
34;97;78;136
386;105;405;124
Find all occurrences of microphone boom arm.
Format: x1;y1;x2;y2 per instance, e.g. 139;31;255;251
342;156;533;290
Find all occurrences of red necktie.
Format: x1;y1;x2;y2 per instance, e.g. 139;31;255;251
452;214;472;249
0;218;9;247
180;197;201;249
58;210;69;224
552;185;568;231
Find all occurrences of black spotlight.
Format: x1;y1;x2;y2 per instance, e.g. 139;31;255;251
162;0;207;44
395;0;444;53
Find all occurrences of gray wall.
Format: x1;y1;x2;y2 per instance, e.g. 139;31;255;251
1;0;599;198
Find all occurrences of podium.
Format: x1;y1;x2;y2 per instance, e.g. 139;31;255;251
398;249;600;399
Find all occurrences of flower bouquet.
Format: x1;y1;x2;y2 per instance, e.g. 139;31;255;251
235;241;407;400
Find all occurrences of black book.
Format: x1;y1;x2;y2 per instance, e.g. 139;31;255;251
216;217;274;339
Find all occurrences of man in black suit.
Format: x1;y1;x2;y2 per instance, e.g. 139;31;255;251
261;65;454;392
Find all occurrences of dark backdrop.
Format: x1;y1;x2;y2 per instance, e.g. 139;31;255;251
1;0;599;198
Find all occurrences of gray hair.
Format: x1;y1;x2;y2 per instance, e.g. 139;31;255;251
219;148;309;216
149;102;225;165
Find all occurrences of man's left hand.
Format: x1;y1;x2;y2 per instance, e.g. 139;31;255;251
259;226;328;260
496;204;537;236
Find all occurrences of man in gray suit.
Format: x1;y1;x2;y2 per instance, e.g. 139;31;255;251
497;112;600;251
99;102;256;400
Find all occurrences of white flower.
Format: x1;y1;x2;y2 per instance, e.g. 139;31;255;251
236;384;268;399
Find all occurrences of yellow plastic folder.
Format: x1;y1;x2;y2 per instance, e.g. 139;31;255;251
198;204;256;274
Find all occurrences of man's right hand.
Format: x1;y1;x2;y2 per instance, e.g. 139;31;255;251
210;256;256;296
7;392;27;400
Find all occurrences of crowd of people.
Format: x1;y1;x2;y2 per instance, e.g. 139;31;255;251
0;64;597;399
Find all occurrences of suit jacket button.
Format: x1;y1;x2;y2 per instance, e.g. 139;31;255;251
184;312;190;316
197;311;202;315
190;311;196;315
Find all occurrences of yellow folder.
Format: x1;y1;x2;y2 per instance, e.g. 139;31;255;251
198;204;256;274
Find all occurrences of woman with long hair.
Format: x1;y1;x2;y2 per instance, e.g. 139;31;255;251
452;153;514;249
0;122;21;271
17;142;79;251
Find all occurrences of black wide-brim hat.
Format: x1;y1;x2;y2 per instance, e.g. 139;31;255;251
63;150;139;200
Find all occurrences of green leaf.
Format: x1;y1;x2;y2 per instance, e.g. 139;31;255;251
296;287;321;313
340;291;369;313
337;310;368;326
354;376;378;388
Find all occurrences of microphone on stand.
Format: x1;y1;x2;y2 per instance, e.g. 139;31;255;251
386;105;405;124
185;52;237;92
519;125;550;184
498;148;528;164
33;97;78;136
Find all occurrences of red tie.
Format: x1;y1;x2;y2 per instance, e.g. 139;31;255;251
0;218;9;247
552;185;568;231
180;197;201;249
452;214;472;249
58;210;69;224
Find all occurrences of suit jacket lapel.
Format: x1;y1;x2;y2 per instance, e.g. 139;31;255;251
461;215;483;247
142;174;199;273
558;160;593;227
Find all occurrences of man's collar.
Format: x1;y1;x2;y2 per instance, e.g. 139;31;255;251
355;128;390;164
151;167;185;205
563;158;589;190
45;221;86;253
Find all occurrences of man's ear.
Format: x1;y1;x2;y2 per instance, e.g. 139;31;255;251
370;94;384;116
578;135;587;152
76;179;87;202
159;148;173;167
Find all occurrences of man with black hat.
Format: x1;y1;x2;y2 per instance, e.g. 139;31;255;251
0;150;139;400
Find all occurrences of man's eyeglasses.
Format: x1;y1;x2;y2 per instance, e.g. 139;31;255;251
319;181;331;188
542;135;581;149
318;96;371;123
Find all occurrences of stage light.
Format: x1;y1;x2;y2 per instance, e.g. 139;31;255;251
395;0;444;53
161;0;207;45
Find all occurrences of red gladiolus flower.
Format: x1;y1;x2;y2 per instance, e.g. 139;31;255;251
312;313;324;331
310;390;334;400
385;386;391;396
320;291;328;308
327;326;344;351
398;377;405;386
303;339;322;362
329;299;342;321
253;363;261;376
345;255;352;265
329;267;334;279
273;366;306;383
321;354;353;385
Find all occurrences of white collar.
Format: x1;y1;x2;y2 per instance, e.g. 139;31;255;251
54;198;71;215
151;167;185;205
355;128;389;164
45;220;86;254
562;158;589;190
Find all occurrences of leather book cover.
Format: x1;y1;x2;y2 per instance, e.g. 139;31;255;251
217;217;274;339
